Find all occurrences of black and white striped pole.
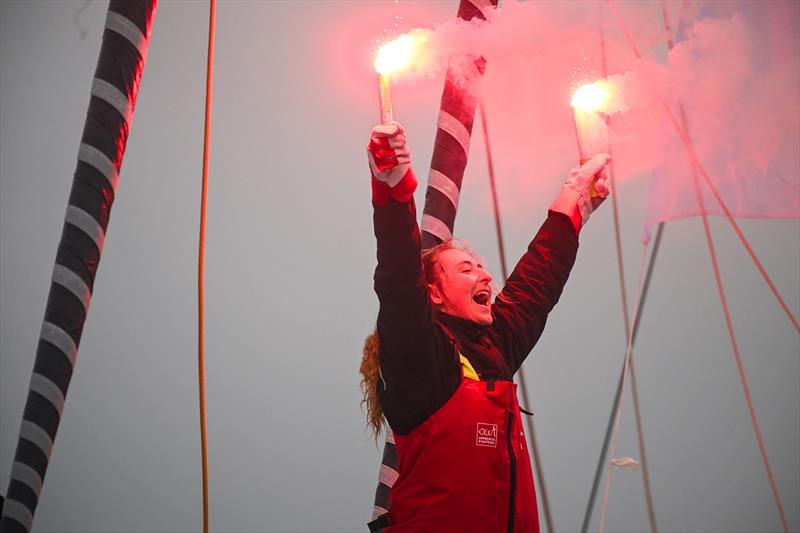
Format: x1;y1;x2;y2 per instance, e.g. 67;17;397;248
420;0;497;249
421;1;558;530
0;2;157;531
370;1;498;527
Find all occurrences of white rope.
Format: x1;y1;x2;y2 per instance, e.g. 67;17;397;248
598;243;649;533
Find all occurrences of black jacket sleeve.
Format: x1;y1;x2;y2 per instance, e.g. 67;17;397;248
489;211;579;374
373;199;461;435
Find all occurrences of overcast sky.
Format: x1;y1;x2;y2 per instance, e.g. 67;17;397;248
1;1;798;532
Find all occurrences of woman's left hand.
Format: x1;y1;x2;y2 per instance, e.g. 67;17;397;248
550;154;612;232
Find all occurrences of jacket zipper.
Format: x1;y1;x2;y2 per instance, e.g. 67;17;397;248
507;411;517;533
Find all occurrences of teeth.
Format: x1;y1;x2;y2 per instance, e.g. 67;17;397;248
473;290;491;305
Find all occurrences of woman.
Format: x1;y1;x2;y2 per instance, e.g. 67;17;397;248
361;122;610;532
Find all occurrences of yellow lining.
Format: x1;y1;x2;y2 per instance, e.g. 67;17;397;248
459;353;480;381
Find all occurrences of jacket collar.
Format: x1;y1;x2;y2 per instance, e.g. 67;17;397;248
437;312;489;343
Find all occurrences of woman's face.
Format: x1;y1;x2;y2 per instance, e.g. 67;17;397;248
428;248;494;326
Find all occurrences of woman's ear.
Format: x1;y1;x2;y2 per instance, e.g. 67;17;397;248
428;283;444;305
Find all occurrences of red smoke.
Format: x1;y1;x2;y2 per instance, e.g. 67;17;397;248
343;1;799;230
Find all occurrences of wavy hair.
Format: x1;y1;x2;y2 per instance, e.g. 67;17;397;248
359;241;460;440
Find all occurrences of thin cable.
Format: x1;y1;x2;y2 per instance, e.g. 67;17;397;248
625;270;657;533
600;19;658;531
606;146;630;334
681;104;790;533
607;3;790;530
659;0;675;50
601;28;630;341
598;244;650;533
517;372;554;533
674;110;799;333
480;100;556;533
198;1;216;532
580;222;664;533
481;102;508;282
606;0;799;335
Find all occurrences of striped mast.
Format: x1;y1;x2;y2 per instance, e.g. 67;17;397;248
420;0;497;248
0;2;157;532
420;0;559;528
370;431;398;523
370;0;497;526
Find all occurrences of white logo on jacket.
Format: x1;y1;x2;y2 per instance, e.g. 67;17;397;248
476;423;498;448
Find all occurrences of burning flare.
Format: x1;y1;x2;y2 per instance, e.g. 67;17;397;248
375;34;421;75
570;80;611;186
571;81;610;112
374;33;424;125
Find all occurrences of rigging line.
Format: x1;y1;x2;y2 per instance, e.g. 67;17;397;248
600;18;658;532
479;100;555;533
481;102;508;282
607;2;791;530
659;0;675;50
681;103;791;533
598;244;650;533
580;223;664;533
601;23;630;340
72;0;92;40
198;1;216;532
679;121;799;333
634;223;664;343
606;0;799;335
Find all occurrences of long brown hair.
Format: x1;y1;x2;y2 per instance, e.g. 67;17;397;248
359;329;383;440
359;242;456;440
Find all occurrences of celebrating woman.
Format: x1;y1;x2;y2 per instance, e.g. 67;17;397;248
361;122;610;532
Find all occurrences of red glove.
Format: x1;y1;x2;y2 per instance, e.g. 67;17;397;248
367;123;417;206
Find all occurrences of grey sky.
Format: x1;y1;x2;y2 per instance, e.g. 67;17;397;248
1;1;798;532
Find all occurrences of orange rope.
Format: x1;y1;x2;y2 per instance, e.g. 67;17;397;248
607;3;791;531
198;1;216;532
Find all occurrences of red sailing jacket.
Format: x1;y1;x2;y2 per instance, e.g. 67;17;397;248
387;363;539;533
371;193;578;532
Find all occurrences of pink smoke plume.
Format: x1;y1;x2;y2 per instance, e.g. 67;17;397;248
378;0;799;235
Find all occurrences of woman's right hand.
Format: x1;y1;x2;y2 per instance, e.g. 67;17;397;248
367;122;417;205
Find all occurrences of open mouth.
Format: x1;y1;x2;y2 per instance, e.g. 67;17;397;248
472;289;491;306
